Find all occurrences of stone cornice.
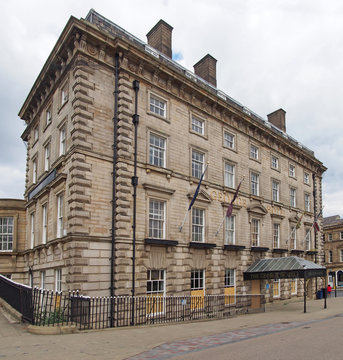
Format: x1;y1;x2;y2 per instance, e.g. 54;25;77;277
18;12;326;175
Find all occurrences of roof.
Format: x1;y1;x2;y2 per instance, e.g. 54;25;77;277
323;215;343;227
244;256;326;280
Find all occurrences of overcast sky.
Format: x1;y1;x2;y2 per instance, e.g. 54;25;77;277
1;0;342;218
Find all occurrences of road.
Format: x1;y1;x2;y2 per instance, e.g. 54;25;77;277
170;315;343;360
1;297;343;360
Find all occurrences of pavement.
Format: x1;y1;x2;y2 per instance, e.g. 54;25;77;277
0;296;342;360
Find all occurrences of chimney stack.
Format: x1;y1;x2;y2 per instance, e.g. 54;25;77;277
267;109;286;132
146;20;173;58
193;54;217;87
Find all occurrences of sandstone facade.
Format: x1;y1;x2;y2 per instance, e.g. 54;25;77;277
12;10;326;300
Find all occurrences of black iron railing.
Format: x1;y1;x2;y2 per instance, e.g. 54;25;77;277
0;275;33;323
0;275;265;330
31;289;265;329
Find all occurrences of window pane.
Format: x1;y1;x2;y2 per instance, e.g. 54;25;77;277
149;200;165;239
192;116;204;135
150;96;166;117
192;208;204;242
225;216;235;244
192;150;204;179
224;162;235;188
149;134;165;167
224;132;234;149
0;217;14;251
251;173;259;196
147;269;165;294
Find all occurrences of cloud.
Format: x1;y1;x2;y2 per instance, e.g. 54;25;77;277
1;0;343;217
0;165;25;199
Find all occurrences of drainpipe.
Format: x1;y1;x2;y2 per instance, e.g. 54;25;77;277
131;80;140;326
312;173;318;294
110;53;120;327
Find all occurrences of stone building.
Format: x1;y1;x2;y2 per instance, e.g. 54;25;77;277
0;199;26;279
17;9;326;300
323;215;343;288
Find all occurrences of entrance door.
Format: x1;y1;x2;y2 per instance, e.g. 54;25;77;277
251;280;261;309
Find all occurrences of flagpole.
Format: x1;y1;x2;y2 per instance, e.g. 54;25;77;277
312;205;324;233
215;176;244;237
179;163;209;232
179;212;188;232
287;210;304;247
215;215;226;237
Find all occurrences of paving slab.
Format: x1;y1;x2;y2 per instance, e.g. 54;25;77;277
0;297;342;360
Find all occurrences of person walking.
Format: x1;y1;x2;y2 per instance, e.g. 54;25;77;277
327;284;332;297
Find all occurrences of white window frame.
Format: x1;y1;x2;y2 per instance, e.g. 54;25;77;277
191;149;204;179
44;143;50;172
250;144;259;160
272;180;279;202
40;271;46;289
148;199;165;239
340;232;343;240
55;269;62;292
149;94;166;118
290;187;296;207
289;164;296;177
290;226;297;249
32;158;37;184
29;272;33;288
251;172;259;196
273;223;280;248
30;213;35;249
223;130;235;150
192;208;205;243
191;269;205;290
304;172;310;185
61;83;68;106
340;250;343;262
225;215;235;245
273;279;280;298
57;194;64;238
59;126;66;156
224;161;235;188
291;279;297;295
305;229;311;251
147;269;165;295
42;204;47;245
304;193;311;212
34;126;39;142
328;233;333;241
149;133;166;168
0;217;14;252
191;115;204;135
251;218;260;247
46;106;52;126
225;269;235;288
271;155;279;170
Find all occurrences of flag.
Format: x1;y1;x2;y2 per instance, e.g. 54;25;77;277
313;207;323;233
296;212;304;229
226;180;242;218
188;165;208;211
179;164;209;232
313;221;320;233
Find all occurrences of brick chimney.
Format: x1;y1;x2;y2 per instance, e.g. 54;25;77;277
193;54;217;87
146;20;173;58
267;109;286;132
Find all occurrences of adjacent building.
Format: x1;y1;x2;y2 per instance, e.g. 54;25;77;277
0;199;26;280
323;215;343;288
13;9;326;300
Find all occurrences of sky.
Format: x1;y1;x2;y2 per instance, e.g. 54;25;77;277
1;0;343;218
